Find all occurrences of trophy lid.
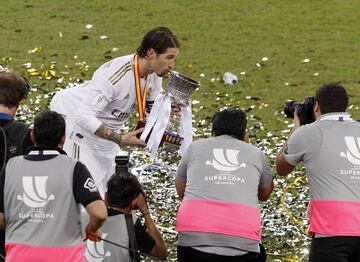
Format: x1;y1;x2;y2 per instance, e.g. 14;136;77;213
167;71;200;105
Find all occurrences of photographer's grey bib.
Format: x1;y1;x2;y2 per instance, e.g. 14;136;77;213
284;113;360;236
83;211;137;262
4;153;83;260
176;135;273;254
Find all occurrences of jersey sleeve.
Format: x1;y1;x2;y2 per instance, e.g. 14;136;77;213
284;124;322;166
74;73;116;134
73;161;102;207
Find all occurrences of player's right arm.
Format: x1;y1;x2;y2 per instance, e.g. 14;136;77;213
75;73;145;147
94;124;145;146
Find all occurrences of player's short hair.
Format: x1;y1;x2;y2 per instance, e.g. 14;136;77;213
137;26;180;57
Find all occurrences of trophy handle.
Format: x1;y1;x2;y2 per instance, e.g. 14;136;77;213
135;121;182;147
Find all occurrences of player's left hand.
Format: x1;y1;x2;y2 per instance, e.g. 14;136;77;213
170;105;181;124
121;128;146;147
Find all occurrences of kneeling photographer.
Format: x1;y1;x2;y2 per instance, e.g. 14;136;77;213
276;83;360;262
83;152;167;262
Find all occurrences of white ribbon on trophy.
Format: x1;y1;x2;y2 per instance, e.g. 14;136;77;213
179;103;193;156
140;71;199;161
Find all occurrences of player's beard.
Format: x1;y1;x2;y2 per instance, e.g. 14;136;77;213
157;70;169;77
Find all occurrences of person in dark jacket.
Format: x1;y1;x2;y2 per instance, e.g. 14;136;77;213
0;71;33;260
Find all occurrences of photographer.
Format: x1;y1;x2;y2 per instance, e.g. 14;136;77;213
175;109;273;262
0;71;33;261
0;111;107;261
276;83;360;261
83;166;167;261
0;71;32;174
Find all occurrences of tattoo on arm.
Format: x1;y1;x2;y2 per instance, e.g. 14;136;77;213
95;124;122;145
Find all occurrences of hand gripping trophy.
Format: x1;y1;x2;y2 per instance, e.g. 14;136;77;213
139;71;199;160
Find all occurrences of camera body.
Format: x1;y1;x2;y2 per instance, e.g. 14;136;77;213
284;96;316;125
115;151;130;173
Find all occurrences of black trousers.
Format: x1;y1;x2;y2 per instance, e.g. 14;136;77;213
0;229;4;262
308;236;360;262
177;245;266;262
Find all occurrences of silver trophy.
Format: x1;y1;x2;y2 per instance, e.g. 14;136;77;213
159;71;199;151
167;71;200;105
140;71;199;159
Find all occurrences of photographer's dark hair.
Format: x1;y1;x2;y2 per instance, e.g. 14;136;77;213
0;71;29;108
212;109;247;141
33;111;65;147
315;82;349;114
107;172;141;208
137;27;180;57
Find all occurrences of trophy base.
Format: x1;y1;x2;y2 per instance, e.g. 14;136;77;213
135;121;183;147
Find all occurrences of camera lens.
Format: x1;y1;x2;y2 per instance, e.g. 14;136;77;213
284;100;296;118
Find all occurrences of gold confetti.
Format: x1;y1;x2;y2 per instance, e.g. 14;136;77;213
28;47;44;54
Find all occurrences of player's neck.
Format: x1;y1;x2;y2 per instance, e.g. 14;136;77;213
137;56;151;78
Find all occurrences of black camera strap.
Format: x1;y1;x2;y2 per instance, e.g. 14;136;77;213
0;126;7;175
125;214;140;262
98;237;165;261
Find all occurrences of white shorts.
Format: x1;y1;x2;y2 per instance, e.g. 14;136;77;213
51;87;120;197
64;136;119;198
50;88;79;135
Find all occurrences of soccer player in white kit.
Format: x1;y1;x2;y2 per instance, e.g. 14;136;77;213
50;27;180;196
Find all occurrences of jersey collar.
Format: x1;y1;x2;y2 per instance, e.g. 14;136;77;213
318;112;352;121
0;113;13;120
27;147;67;155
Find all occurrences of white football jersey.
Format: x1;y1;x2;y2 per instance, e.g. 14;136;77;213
50;54;162;150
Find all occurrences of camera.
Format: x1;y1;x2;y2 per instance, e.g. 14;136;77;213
115;151;130;173
283;96;316;125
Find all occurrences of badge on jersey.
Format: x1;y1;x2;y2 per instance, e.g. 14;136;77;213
84;178;98;193
91;94;107;109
